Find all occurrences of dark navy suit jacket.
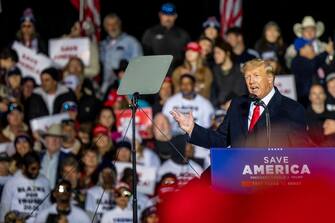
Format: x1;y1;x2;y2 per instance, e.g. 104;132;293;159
189;88;310;148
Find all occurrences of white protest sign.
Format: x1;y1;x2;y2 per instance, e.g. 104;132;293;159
49;37;90;67
275;74;297;100
115;162;157;195
12;42;53;85
0;143;12;154
30;113;70;132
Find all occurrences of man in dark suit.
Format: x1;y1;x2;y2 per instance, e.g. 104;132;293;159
171;59;310;149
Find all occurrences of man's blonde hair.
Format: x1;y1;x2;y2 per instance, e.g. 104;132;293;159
241;58;274;76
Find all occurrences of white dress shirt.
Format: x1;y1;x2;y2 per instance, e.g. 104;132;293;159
40;151;60;188
248;88;275;130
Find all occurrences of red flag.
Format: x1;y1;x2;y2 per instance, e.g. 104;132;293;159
71;0;101;41
220;0;243;37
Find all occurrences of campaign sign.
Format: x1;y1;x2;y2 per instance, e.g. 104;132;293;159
115;108;153;139
114;162;157;195
274;74;297;100
12;42;53;84
211;148;335;193
49;37;90;67
0;143;12;154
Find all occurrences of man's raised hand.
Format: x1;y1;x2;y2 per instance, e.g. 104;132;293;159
170;109;195;135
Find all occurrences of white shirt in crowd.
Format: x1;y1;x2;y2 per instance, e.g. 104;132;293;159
35;204;90;223
0;175;11;189
0;171;51;223
101;206;133;223
127;192;153;220
136;148;161;168
158;159;203;187
162;93;215;136
162;92;215;165
85;186;115;223
40;151;60;188
45;94;56;114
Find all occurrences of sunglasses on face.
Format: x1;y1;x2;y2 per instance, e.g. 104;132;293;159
8;103;22;112
62;103;77;112
116;190;132;198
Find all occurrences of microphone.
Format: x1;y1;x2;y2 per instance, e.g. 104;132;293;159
249;94;271;147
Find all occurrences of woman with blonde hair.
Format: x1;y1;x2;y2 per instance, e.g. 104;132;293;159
172;42;213;99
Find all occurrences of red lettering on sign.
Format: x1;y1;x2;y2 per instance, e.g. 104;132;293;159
60;45;78;52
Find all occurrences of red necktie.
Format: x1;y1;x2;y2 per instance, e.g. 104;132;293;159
249;105;260;132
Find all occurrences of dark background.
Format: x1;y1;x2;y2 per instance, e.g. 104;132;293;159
0;0;333;49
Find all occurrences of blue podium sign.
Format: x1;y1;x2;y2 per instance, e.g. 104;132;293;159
211;148;335;193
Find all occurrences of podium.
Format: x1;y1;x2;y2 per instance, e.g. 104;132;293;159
211;148;335;193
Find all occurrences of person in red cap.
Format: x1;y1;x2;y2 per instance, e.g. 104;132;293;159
172;41;213;99
92;123;115;162
96;106;122;142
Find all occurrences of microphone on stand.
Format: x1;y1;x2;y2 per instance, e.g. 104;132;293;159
249;94;271;147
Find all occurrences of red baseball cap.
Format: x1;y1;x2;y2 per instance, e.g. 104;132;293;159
92;124;109;138
185;42;202;52
104;90;125;107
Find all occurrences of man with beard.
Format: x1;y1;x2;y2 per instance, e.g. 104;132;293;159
35;179;90;223
0;152;50;223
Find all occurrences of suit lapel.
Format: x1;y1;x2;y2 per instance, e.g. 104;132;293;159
254;89;282;132
238;97;250;137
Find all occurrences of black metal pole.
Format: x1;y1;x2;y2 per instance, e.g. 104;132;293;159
131;92;139;223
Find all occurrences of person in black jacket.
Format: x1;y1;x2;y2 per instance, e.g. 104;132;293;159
211;41;247;109
26;67;76;121
142;3;190;72
291;37;334;107
254;21;287;71
305;84;333;145
171;59;309;149
325;73;335;114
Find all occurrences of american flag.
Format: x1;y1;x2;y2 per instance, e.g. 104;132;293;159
220;0;243;37
71;0;101;41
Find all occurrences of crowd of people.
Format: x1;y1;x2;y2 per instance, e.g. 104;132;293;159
0;2;335;223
